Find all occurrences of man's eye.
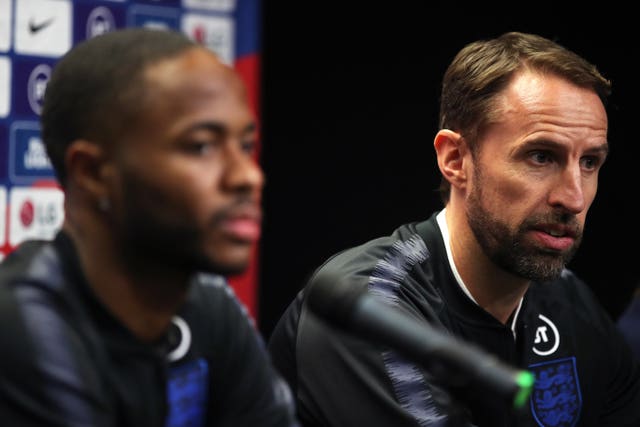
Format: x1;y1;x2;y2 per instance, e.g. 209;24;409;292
241;140;257;154
581;156;603;171
187;141;215;155
531;151;551;164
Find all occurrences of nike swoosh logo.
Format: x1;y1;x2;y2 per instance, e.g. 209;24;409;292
29;17;55;34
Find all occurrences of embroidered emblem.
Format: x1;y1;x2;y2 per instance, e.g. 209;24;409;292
533;314;560;356
529;357;581;427
166;358;209;427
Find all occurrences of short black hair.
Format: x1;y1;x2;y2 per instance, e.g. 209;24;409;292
41;28;198;187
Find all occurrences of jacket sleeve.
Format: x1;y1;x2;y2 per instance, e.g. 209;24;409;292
268;270;468;427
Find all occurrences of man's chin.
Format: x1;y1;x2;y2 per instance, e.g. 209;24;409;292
198;257;251;277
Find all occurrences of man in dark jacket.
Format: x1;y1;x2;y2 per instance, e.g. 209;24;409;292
268;32;640;427
0;28;298;427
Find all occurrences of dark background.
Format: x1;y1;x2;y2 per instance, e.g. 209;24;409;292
257;6;639;339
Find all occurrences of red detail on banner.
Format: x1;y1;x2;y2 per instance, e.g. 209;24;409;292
234;53;261;118
19;199;34;227
1;200;9;258
1;179;61;259
31;179;61;189
228;52;261;322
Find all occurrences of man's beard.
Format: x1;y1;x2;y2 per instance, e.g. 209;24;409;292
466;169;582;283
114;171;245;279
119;207;216;276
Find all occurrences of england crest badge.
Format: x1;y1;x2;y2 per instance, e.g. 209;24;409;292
529;357;581;427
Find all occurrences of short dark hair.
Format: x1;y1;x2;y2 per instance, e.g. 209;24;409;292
41;28;198;187
437;31;612;204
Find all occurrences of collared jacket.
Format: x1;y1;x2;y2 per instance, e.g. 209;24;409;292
268;211;640;427
0;231;299;427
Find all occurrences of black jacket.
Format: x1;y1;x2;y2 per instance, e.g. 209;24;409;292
269;211;640;427
0;231;298;427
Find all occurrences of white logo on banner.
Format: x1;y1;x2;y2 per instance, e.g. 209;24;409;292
0;56;10;118
15;0;72;57
86;6;116;39
9;186;65;246
182;13;234;65
24;138;52;170
28;64;51;115
0;186;6;247
128;5;179;31
0;0;12;52
182;0;236;12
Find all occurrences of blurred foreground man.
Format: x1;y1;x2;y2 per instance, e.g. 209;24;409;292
0;28;298;427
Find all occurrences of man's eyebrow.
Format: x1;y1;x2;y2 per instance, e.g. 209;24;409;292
587;143;609;158
187;122;257;134
524;139;609;155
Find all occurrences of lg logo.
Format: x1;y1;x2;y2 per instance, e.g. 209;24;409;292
19;198;59;228
9;187;64;247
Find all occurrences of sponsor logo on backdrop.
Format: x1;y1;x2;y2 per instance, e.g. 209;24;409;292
0;0;11;52
9;186;64;246
0;56;10;118
27;64;51;116
182;13;234;65
127;5;180;30
74;3;126;43
12;58;55;117
29;17;55;34
86;6;117;38
9;121;55;182
14;0;72;57
183;0;236;12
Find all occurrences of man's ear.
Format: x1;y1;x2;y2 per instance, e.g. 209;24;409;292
434;129;468;190
64;140;111;201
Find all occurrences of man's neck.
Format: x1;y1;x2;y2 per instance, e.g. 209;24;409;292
439;208;529;326
64;222;189;341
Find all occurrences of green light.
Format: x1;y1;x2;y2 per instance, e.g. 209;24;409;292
513;371;535;409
